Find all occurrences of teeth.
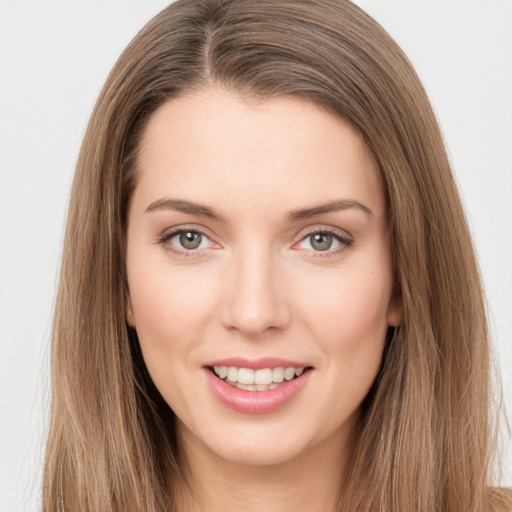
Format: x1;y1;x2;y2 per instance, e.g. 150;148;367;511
238;368;254;385
284;367;296;381
227;366;238;382
255;368;273;385
214;365;306;389
272;367;284;383
231;382;283;391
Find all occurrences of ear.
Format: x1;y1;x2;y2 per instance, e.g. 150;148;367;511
386;294;403;327
126;297;136;328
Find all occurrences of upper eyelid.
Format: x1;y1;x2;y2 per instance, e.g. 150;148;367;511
159;223;351;239
158;224;217;242
298;224;353;241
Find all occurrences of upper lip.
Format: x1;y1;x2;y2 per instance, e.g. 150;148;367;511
203;357;312;370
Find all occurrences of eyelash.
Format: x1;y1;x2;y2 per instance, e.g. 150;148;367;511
297;227;353;257
157;226;213;259
157;226;353;258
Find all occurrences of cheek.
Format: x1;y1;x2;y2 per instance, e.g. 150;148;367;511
294;262;392;390
296;266;392;423
298;265;392;340
127;260;222;416
127;259;219;363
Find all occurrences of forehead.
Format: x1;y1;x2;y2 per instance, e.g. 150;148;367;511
134;87;386;220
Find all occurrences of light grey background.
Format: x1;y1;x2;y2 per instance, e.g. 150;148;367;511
0;1;510;510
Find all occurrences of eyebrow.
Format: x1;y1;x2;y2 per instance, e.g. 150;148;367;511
285;199;374;222
145;197;374;222
145;198;224;221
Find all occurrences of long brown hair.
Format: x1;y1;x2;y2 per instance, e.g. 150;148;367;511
43;1;510;510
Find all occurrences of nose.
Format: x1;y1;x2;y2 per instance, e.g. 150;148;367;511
221;243;291;336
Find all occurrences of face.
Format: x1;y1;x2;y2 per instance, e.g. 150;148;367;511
126;87;401;468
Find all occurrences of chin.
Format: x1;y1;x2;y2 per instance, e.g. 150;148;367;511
178;416;317;467
213;439;309;467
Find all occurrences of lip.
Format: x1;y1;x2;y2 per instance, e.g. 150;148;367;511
203;365;312;414
203;357;311;370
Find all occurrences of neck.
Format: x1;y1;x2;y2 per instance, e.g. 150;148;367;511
174;421;353;512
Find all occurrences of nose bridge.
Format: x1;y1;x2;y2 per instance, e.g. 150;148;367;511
222;237;290;335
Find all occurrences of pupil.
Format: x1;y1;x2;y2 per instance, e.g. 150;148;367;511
180;231;201;250
311;233;332;251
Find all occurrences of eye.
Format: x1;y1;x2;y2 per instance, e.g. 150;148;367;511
308;232;335;251
158;228;215;256
173;230;205;250
295;228;352;255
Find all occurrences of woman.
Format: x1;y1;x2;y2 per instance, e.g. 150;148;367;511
43;0;511;510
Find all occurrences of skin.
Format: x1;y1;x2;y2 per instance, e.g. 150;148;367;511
126;87;401;511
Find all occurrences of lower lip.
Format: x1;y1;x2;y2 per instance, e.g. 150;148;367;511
204;368;311;414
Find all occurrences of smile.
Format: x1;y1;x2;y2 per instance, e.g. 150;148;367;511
212;365;305;391
204;359;313;414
